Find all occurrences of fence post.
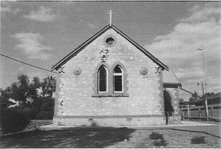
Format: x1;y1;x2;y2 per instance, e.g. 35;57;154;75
199;108;201;118
211;105;214;117
205;99;209;121
187;104;190;120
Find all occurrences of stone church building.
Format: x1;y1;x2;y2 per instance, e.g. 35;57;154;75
51;23;181;127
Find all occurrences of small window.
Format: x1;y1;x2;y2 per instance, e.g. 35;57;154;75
106;37;115;45
104;35;116;47
114;65;123;92
98;65;108;93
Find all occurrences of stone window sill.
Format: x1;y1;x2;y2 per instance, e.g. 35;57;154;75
92;93;129;97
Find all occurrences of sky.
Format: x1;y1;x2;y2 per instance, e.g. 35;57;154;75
0;1;220;100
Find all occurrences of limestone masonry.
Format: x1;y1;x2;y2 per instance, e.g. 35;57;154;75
51;24;181;127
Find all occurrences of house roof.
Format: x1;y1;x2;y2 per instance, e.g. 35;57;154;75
0;96;14;105
51;24;169;71
205;92;221;101
163;69;182;87
163;70;182;88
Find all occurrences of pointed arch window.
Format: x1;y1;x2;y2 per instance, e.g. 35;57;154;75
93;62;128;97
98;65;108;93
113;65;123;93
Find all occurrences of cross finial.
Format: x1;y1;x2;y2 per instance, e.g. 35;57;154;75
108;10;114;25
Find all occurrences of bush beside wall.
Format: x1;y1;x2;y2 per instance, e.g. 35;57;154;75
1;108;30;134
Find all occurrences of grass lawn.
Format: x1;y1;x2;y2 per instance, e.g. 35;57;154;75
0;126;220;148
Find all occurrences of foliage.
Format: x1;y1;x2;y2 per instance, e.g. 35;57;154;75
36;111;53;120
153;138;167;147
0;74;56;120
189;91;200;102
149;132;167;147
149;132;164;140
36;97;54;119
1;108;30;134
191;136;206;144
179;98;184;102
0;74;56;103
202;92;214;99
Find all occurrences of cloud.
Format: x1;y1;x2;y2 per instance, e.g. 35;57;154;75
88;23;96;29
28;71;49;80
145;3;221;98
1;3;19;14
12;33;52;60
18;67;25;71
24;6;56;22
1;4;11;12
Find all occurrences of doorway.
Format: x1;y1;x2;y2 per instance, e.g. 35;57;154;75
164;90;174;124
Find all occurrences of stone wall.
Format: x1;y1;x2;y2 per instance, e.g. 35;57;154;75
53;28;166;126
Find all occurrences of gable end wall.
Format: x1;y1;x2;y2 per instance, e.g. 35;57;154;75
53;29;165;126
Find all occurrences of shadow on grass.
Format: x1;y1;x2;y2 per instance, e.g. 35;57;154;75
0;127;134;148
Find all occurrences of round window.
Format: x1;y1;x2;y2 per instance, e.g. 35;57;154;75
104;35;116;47
106;37;114;45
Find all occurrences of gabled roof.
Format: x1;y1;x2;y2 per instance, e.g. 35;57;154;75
51;24;169;71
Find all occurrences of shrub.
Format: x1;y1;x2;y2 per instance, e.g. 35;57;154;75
149;132;167;147
153;138;167;147
22;107;38;119
2;108;30;134
34;97;54;120
149;132;164;140
36;111;53;119
191;136;206;144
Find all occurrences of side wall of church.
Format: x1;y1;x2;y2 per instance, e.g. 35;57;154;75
53;29;165;126
165;88;180;115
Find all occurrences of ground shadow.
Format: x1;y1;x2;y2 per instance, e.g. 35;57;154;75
0;127;135;148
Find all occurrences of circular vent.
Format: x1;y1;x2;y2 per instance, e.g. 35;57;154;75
104;35;116;47
73;67;82;75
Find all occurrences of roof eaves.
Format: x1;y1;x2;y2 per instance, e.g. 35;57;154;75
51;24;111;71
163;82;182;88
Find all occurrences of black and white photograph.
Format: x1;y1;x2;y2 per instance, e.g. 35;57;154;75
0;0;220;148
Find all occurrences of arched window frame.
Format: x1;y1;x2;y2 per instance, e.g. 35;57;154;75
92;62;129;97
111;62;128;96
92;62;111;96
113;65;124;93
98;65;108;93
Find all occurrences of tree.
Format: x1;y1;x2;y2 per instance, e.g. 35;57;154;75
0;74;56;120
202;92;214;99
189;91;200;102
40;76;56;98
1;108;30;134
179;98;184;103
0;74;31;105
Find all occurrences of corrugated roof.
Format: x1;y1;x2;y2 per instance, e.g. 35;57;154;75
51;24;169;71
